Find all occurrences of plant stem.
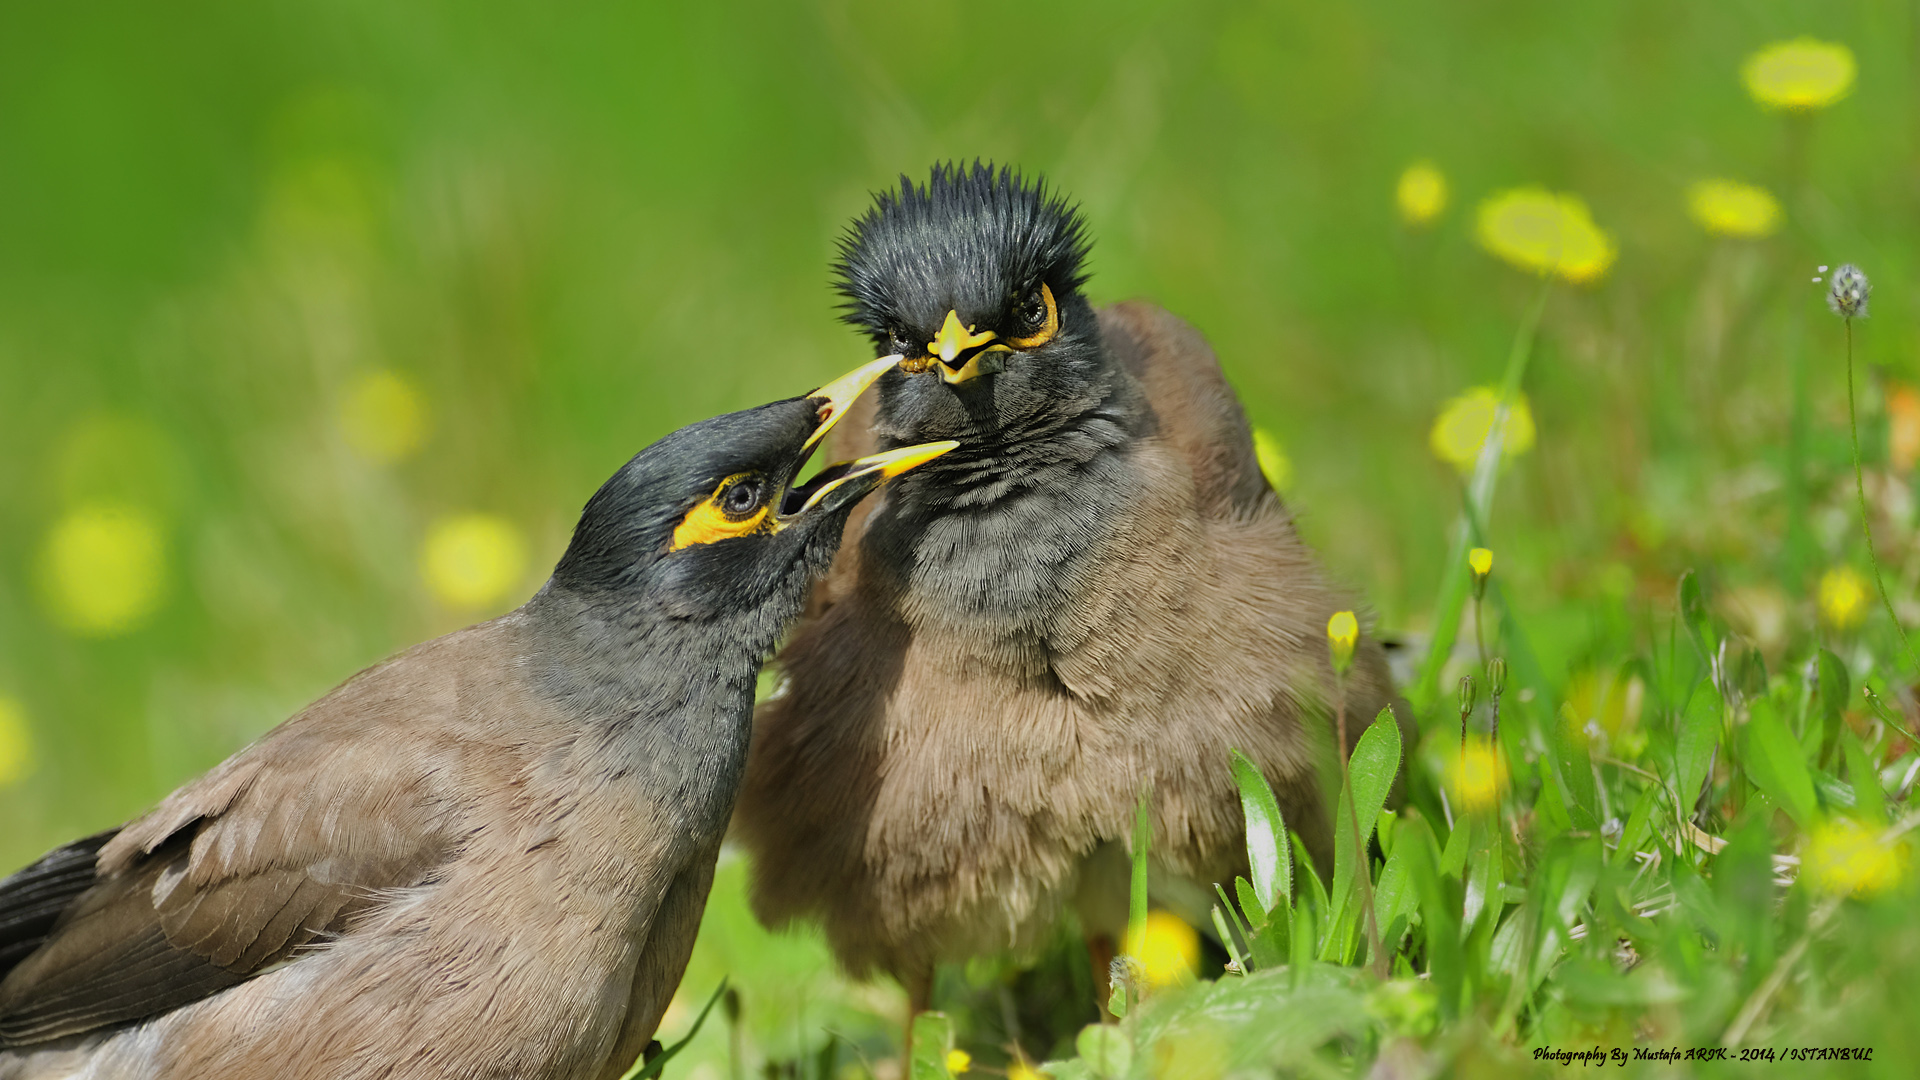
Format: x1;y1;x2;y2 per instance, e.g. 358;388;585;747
1336;679;1386;978
1847;318;1920;674
1415;279;1552;707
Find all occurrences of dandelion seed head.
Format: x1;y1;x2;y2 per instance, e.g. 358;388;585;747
1828;263;1870;319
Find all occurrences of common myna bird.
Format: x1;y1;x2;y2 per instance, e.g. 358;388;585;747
735;164;1409;1015
0;358;954;1080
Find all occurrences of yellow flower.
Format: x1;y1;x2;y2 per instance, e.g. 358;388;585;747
340;370;429;464
1686;179;1782;238
1396;161;1448;227
1252;427;1292;492
1476;188;1616;284
422;513;528;609
1468;547;1493;579
1007;1063;1044;1080
1742;38;1856;112
1326;611;1359;675
0;698;34;788
1428;387;1536;472
1448;736;1507;813
1818;566;1868;629
1804;818;1907;896
1137;911;1199;987
945;1050;971;1075
38;503;168;636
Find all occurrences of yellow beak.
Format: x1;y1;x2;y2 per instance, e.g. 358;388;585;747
797;440;960;512
801;355;901;453
926;310;1012;385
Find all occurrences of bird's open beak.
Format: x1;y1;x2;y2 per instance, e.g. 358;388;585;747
920;310;1013;385
782;440;959;517
783;357;958;519
800;355;900;453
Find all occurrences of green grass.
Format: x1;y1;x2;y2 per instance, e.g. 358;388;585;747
4;1;1920;1076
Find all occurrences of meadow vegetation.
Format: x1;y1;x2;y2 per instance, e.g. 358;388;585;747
1;3;1916;1076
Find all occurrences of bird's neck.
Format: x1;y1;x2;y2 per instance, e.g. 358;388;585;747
520;583;766;740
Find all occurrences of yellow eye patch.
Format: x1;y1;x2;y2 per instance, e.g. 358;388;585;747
670;473;776;552
1004;282;1059;349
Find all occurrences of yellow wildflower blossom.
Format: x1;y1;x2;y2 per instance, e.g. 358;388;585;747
1326;611;1359;675
1742;39;1856;112
1804;818;1907;896
1476;188;1615;284
1252;427;1292;492
1137;910;1199;987
945;1050;971;1075
1429;387;1536;472
39;503;168;637
1818;566;1868;629
341;370;429;464
422;513;528;609
1686;179;1782;238
1448;736;1507;813
1007;1063;1044;1080
0;698;34;788
1468;547;1493;579
1396;161;1447;227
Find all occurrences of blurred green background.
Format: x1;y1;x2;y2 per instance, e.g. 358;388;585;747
1;0;1913;1072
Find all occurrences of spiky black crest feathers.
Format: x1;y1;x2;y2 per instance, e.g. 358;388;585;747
833;163;1091;348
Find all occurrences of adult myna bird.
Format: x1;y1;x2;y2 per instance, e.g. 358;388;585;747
735;164;1409;1015
0;357;954;1080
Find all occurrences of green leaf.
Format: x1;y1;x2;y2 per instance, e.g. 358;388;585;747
1290;831;1329;921
1815;648;1850;767
1233;876;1267;931
1328;710;1403;929
908;1012;955;1080
1372;845;1418;951
1844;731;1886;824
1075;1023;1132;1080
1613;784;1658;867
1744;699;1818;827
1678;570;1714;662
620;980;727;1080
1228;748;1291;917
1551;703;1599;832
1440;816;1471;878
1675;683;1722;817
1211;904;1249;975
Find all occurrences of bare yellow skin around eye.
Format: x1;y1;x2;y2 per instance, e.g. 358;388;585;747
669;474;775;552
1003;282;1059;350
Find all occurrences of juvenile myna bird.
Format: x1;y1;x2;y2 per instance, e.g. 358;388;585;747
0;358;954;1080
735;164;1409;1013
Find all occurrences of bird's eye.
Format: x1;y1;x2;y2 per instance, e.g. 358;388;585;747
1016;290;1047;333
887;326;916;356
1004;282;1060;350
722;477;765;517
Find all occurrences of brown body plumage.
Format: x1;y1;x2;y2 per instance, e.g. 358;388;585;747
738;295;1405;988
